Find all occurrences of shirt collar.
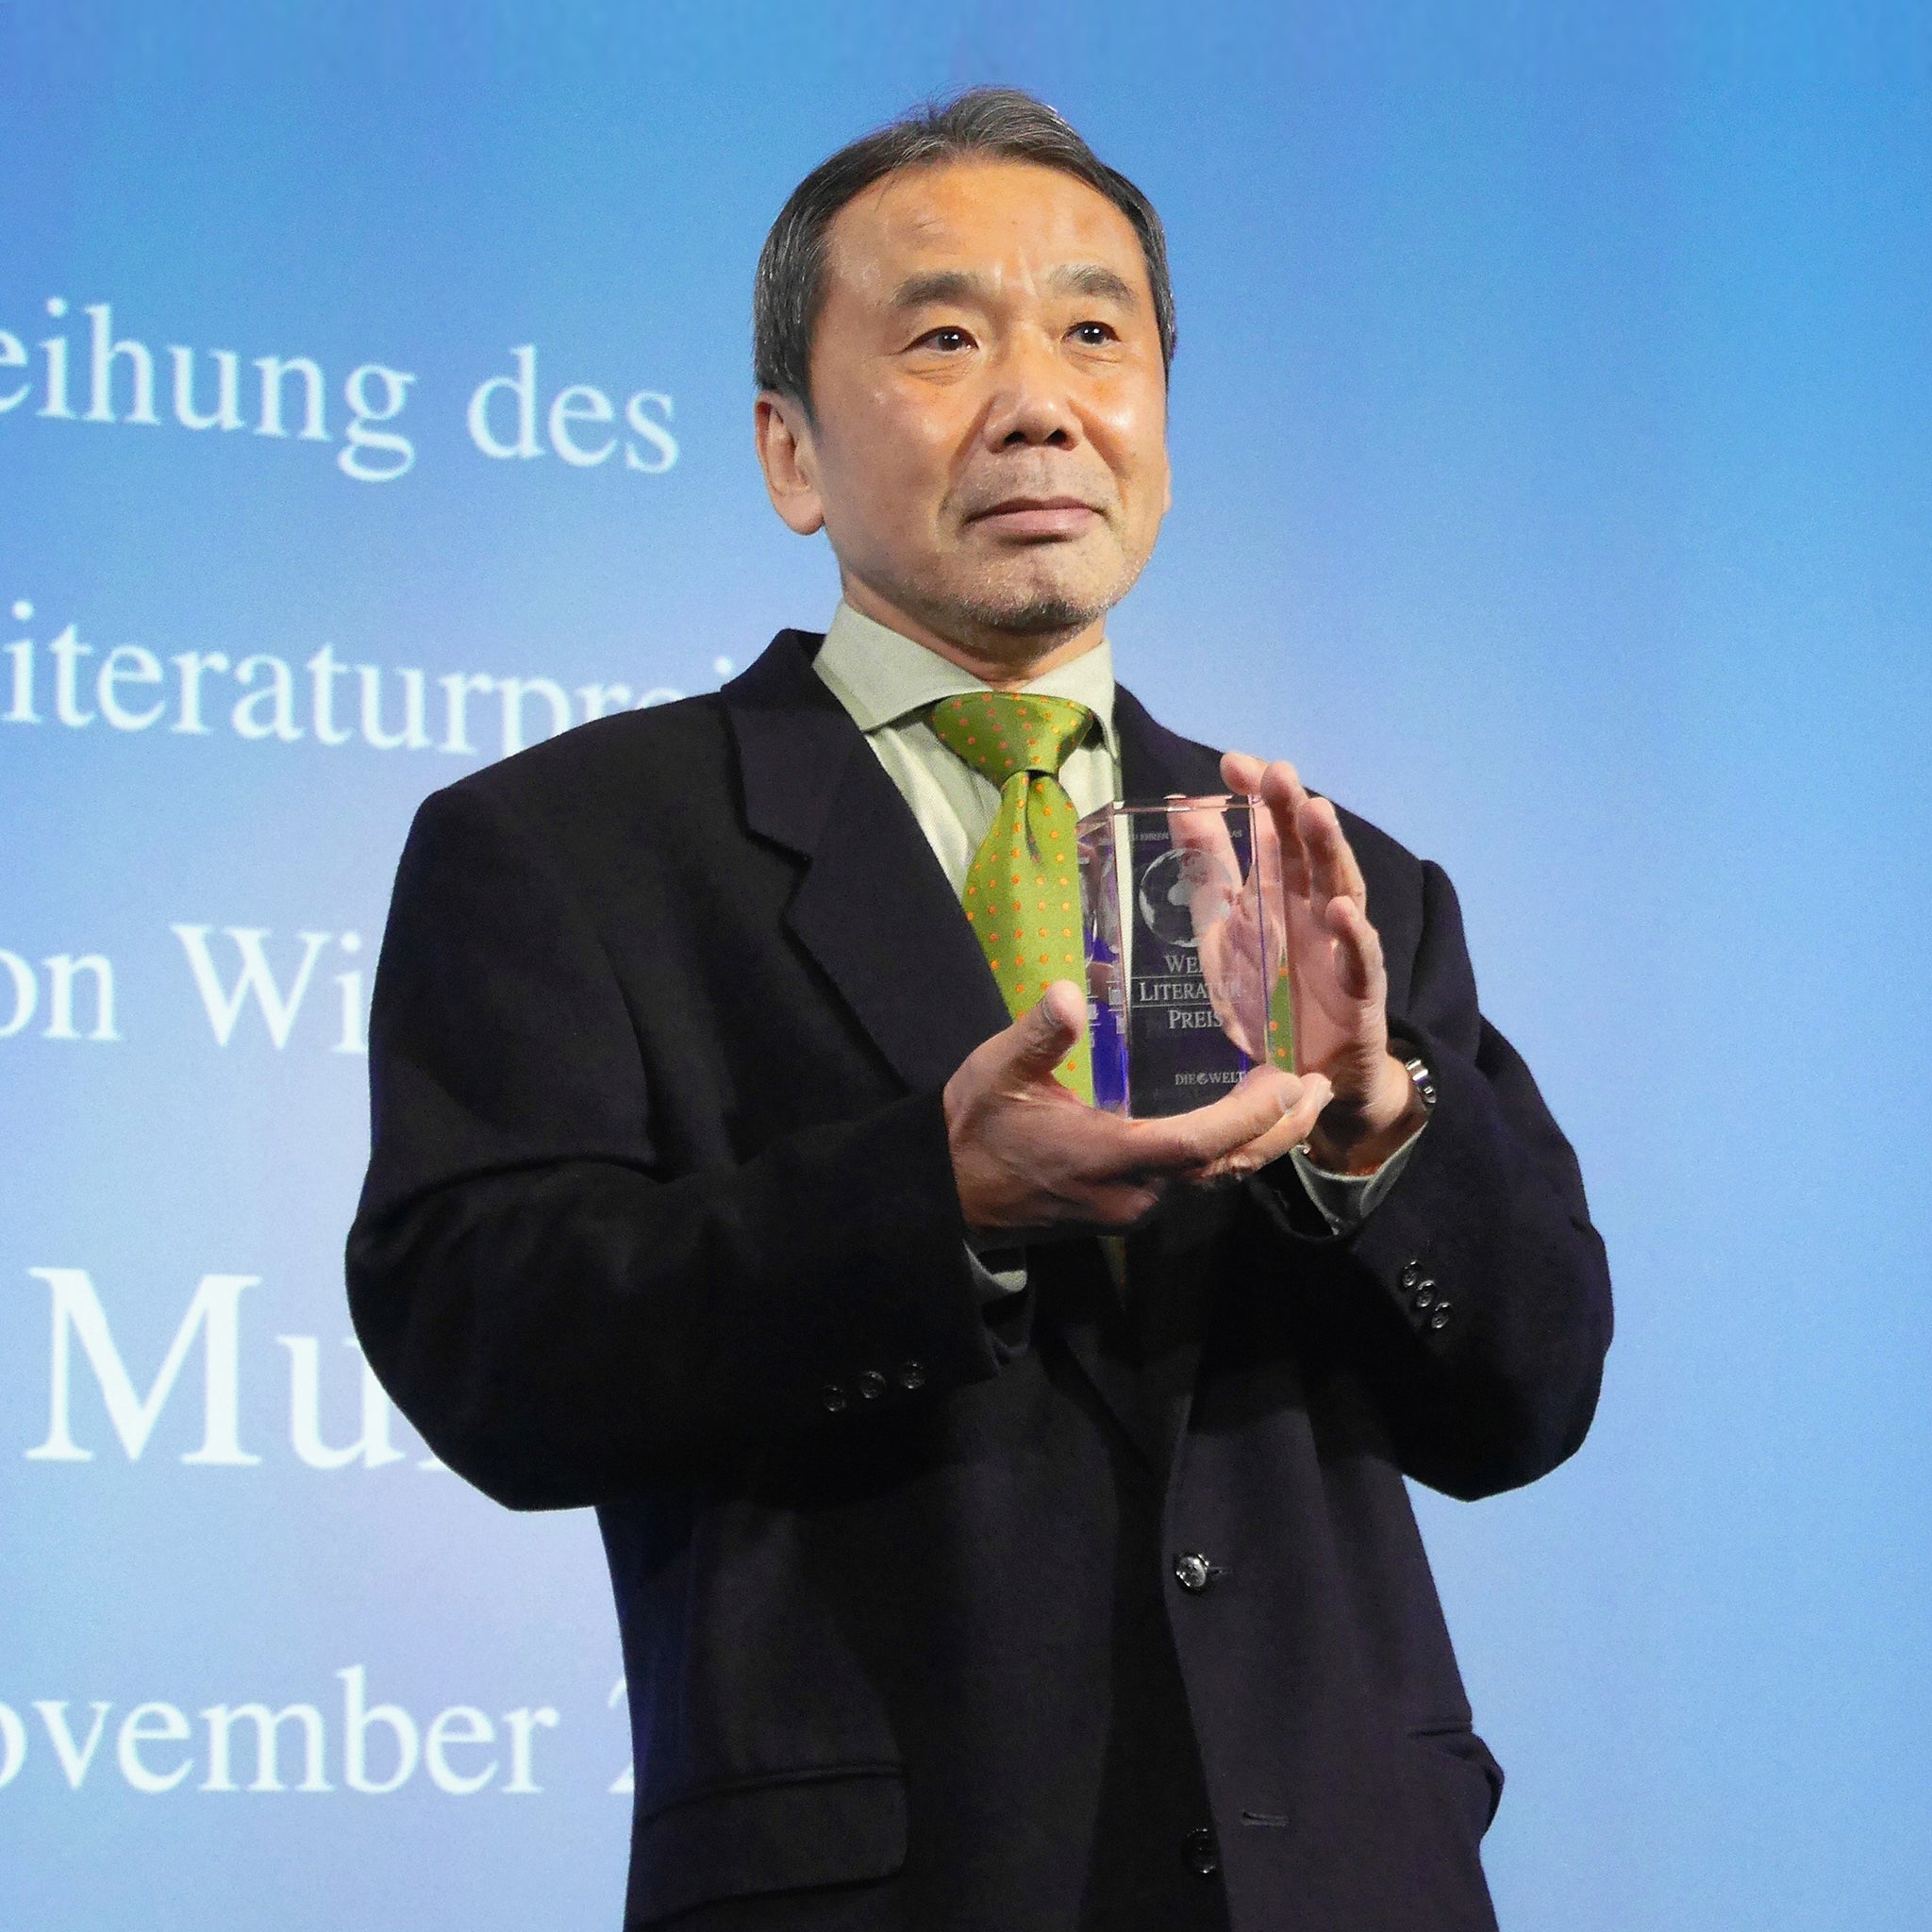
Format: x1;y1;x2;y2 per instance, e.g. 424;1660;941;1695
814;599;1121;762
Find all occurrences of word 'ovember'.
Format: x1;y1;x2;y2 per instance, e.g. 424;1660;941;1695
0;1672;559;1796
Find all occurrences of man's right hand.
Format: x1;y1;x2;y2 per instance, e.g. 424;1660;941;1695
942;981;1333;1240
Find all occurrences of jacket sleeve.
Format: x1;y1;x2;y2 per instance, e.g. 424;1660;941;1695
344;781;1003;1510
1253;858;1613;1501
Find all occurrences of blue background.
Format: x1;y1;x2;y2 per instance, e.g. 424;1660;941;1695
2;3;1926;1926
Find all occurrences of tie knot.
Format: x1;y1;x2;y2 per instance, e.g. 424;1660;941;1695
928;691;1093;788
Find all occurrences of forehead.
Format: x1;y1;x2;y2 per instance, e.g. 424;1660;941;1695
824;158;1150;300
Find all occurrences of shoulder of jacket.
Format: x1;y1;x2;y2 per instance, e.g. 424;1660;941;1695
1329;800;1426;894
428;691;730;826
1119;688;1433;899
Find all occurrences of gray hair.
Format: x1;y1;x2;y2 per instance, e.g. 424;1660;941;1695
754;87;1176;410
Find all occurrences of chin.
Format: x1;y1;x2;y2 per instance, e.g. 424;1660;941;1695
953;558;1138;640
981;593;1102;636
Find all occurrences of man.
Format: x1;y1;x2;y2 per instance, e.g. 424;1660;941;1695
348;89;1611;1931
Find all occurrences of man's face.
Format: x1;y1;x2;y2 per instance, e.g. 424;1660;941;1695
759;158;1173;667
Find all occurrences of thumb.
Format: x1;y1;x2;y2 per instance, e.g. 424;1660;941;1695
1008;980;1086;1079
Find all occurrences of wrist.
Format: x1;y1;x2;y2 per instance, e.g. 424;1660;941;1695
1304;1052;1428;1175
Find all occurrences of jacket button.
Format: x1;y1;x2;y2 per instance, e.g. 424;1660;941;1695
822;1382;848;1413
1173;1552;1214;1593
1411;1281;1437;1310
857;1369;887;1401
1400;1258;1424;1290
1183;1824;1220;1876
1427;1304;1454;1331
896;1359;926;1391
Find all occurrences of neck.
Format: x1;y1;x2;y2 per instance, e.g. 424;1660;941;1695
839;576;1106;690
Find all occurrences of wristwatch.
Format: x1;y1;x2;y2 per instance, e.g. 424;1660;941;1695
1396;1046;1438;1115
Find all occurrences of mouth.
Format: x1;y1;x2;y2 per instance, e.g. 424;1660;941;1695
964;496;1104;541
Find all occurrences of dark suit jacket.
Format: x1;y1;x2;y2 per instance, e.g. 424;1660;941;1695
347;629;1612;1931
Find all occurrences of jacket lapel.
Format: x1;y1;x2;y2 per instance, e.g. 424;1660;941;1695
1113;685;1227;802
724;631;1011;1094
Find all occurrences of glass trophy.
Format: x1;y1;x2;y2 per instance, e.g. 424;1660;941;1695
1075;795;1294;1117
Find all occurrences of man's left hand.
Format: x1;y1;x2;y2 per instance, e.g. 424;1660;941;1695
1223;750;1428;1176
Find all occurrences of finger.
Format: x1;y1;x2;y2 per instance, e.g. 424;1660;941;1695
1220;749;1267;798
1259;759;1313;897
994;1173;1169;1242
1117;1065;1307;1173
1324;894;1388;1007
1301;794;1366;911
1200;761;1287;954
1221;749;1313;908
1005;981;1087;1083
1188;1072;1333;1181
1081;1178;1170;1230
1168;796;1242;874
1224;753;1307;836
1257;758;1307;813
1165;799;1244;931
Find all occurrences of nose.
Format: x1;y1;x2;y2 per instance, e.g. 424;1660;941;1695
980;328;1081;452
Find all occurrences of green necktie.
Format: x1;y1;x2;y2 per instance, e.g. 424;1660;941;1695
929;691;1095;1102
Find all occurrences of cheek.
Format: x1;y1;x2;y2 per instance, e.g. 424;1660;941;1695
1091;389;1169;506
815;405;959;577
833;391;950;515
868;398;948;489
1114;435;1172;548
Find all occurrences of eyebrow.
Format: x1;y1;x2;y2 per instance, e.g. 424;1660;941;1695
888;262;1141;310
1047;262;1137;305
890;269;987;310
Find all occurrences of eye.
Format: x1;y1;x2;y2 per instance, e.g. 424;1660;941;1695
919;325;974;353
1070;321;1119;347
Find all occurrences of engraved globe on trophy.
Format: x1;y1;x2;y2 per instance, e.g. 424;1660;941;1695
1075;796;1295;1117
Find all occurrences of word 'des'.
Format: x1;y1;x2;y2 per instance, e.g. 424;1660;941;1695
467;344;677;473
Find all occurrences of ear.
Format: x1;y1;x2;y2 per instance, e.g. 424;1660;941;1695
755;392;826;536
